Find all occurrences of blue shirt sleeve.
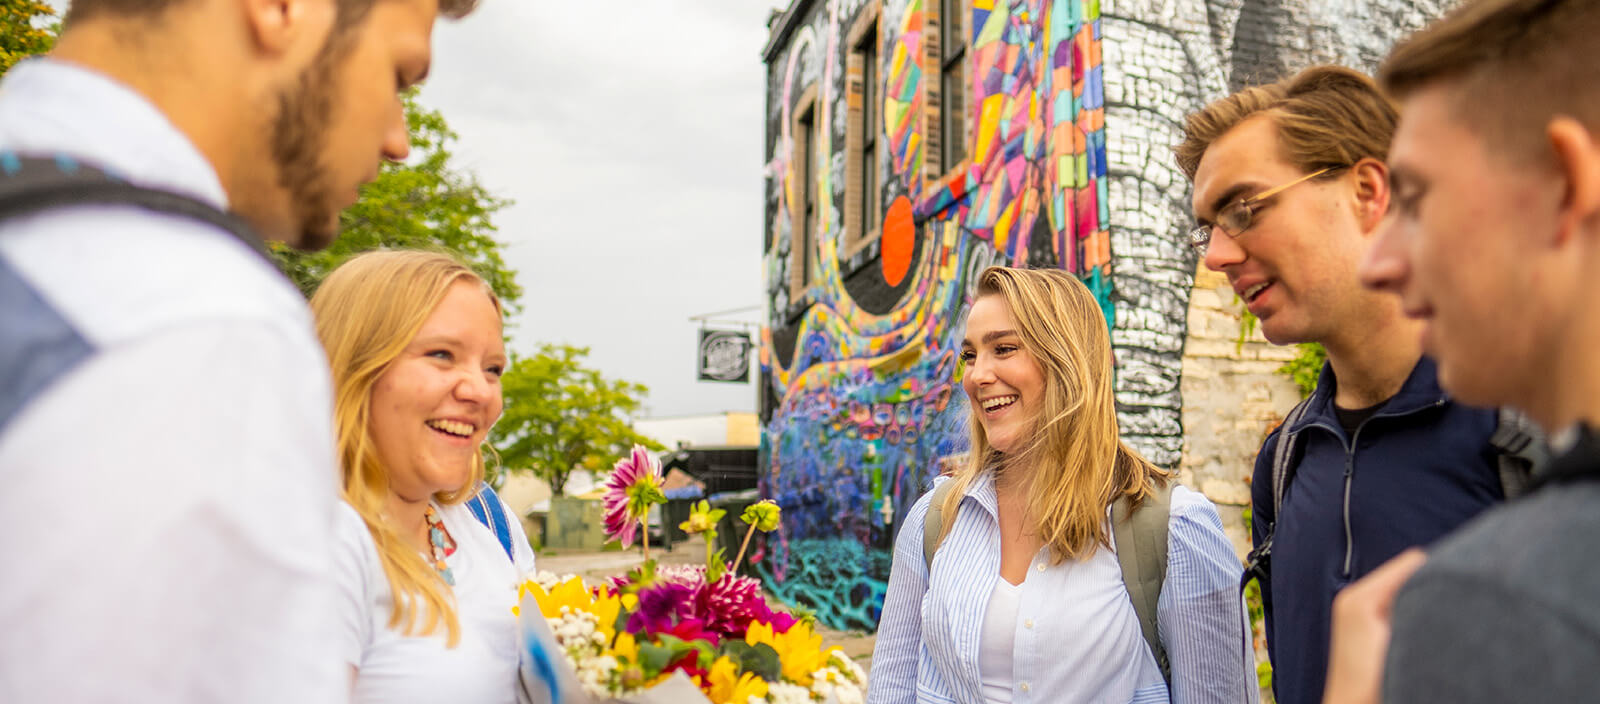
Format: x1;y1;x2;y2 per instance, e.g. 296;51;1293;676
866;484;937;704
1158;487;1259;704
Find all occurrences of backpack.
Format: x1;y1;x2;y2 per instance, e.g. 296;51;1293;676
0;152;522;561
921;479;1176;685
1241;400;1548;588
465;480;519;562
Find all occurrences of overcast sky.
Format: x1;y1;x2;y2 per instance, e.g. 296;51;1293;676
418;1;782;419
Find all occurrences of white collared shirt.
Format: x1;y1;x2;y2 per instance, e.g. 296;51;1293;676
0;58;345;703
868;472;1258;704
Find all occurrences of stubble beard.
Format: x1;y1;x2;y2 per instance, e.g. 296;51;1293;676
268;33;350;252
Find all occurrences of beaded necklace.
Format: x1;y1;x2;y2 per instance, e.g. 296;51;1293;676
424;505;457;586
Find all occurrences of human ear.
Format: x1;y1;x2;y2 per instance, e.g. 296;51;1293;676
1351;157;1391;237
241;0;333;56
1547;117;1600;248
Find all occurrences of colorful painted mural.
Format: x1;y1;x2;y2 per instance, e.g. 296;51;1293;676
759;0;1446;631
760;0;1115;632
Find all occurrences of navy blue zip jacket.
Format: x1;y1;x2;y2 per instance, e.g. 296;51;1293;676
1251;357;1504;704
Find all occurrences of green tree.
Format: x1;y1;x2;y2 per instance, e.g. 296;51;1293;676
271;92;522;312
1;0;57;75
491;344;664;494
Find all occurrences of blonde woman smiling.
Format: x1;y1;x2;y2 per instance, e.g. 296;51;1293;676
313;250;535;703
868;267;1256;703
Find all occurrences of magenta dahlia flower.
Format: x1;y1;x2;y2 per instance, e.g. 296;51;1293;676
601;445;666;548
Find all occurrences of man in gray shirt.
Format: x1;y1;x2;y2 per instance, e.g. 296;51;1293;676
1325;0;1600;701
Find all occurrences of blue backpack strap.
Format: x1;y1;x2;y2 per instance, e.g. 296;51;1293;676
466;480;515;562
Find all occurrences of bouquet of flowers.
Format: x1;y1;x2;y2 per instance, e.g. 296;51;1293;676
516;446;866;704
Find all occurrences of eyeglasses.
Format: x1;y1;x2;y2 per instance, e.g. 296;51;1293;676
1188;166;1343;253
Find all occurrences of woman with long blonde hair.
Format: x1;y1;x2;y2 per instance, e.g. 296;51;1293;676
868;266;1255;703
314;250;534;703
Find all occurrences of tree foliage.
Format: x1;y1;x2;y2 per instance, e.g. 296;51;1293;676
491;344;664;494
1;0;57;76
270;91;521;312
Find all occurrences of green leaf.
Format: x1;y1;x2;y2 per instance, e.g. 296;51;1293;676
638;634;700;677
707;547;731;583
0;2;57;77
719;641;782;682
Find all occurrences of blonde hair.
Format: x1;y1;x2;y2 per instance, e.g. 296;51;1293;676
1175;65;1398;181
310;249;501;646
1380;0;1600;168
939;267;1169;563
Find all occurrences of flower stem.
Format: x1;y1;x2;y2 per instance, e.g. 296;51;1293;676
642;516;652;562
731;523;757;574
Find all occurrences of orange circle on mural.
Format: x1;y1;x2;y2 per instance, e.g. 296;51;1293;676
880;195;915;287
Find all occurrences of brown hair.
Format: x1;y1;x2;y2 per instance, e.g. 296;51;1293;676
939;267;1170;563
1380;0;1600;166
1175;65;1398;181
68;0;478;28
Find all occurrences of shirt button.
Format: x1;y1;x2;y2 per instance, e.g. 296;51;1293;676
1036;563;1045;572
1020;682;1031;692
1024;619;1034;629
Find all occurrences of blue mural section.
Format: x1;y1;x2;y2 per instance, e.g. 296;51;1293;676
759;0;1113;633
756;221;1007;631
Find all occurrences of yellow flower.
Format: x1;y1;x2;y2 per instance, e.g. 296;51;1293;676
613;631;640;663
704;656;769;704
516;577;637;643
745;620;835;687
679;500;726;534
528;577;593;619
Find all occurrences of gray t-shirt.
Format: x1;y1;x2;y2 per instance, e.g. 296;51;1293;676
1383;479;1600;701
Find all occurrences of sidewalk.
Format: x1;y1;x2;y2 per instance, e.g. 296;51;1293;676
535;537;877;670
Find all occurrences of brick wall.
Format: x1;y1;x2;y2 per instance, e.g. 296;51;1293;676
1177;263;1303;555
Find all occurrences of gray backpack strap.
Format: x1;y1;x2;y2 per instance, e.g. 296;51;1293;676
1489;406;1548;500
1112;483;1173;685
922;480;957;572
1242;397;1316;591
1271;398;1316;517
0;152;273;265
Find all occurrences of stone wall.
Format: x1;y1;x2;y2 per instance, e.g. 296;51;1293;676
1177;264;1303;555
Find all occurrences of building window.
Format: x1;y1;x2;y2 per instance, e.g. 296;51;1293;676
938;0;968;175
790;87;821;301
844;2;883;259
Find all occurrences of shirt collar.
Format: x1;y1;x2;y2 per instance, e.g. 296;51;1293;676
1293;355;1448;431
961;469;1001;519
0;57;229;209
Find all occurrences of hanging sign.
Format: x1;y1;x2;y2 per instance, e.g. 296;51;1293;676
697;329;751;383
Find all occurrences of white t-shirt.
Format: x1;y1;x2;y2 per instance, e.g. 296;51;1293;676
335;499;537;704
978;577;1020;704
0;59;345;702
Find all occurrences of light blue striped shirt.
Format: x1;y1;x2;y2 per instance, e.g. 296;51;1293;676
867;473;1258;704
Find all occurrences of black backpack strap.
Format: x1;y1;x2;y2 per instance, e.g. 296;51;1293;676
0;152;274;266
1489;406;1548;500
1242;396;1315;590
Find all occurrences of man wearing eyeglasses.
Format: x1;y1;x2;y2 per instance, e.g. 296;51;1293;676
1173;65;1515;704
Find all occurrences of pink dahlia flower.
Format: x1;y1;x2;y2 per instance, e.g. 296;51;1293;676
601;444;665;548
